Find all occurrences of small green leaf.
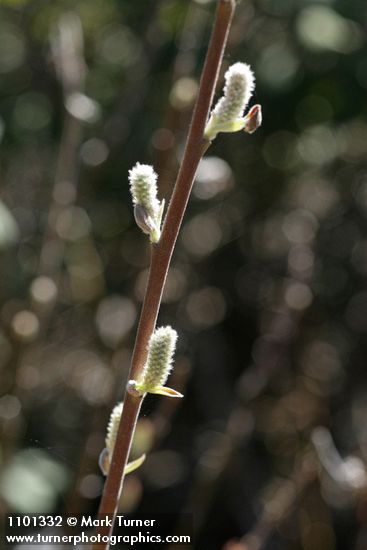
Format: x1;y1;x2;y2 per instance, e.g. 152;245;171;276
124;454;146;475
148;385;183;398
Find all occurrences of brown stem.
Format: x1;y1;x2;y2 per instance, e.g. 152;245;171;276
93;1;236;547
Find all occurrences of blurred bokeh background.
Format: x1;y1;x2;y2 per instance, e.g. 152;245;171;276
0;0;366;548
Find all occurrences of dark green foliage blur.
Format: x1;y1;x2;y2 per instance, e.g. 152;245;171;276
0;0;367;549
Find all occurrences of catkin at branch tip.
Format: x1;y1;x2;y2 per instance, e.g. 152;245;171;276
204;61;260;140
212;62;255;123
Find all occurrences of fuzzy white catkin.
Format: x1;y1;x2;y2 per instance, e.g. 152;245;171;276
128;163;159;218
105;401;123;456
211;62;255;123
139;326;178;389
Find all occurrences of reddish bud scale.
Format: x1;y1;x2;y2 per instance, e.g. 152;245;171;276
244;104;262;134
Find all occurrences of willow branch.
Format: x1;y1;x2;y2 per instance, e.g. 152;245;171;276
93;1;236;547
